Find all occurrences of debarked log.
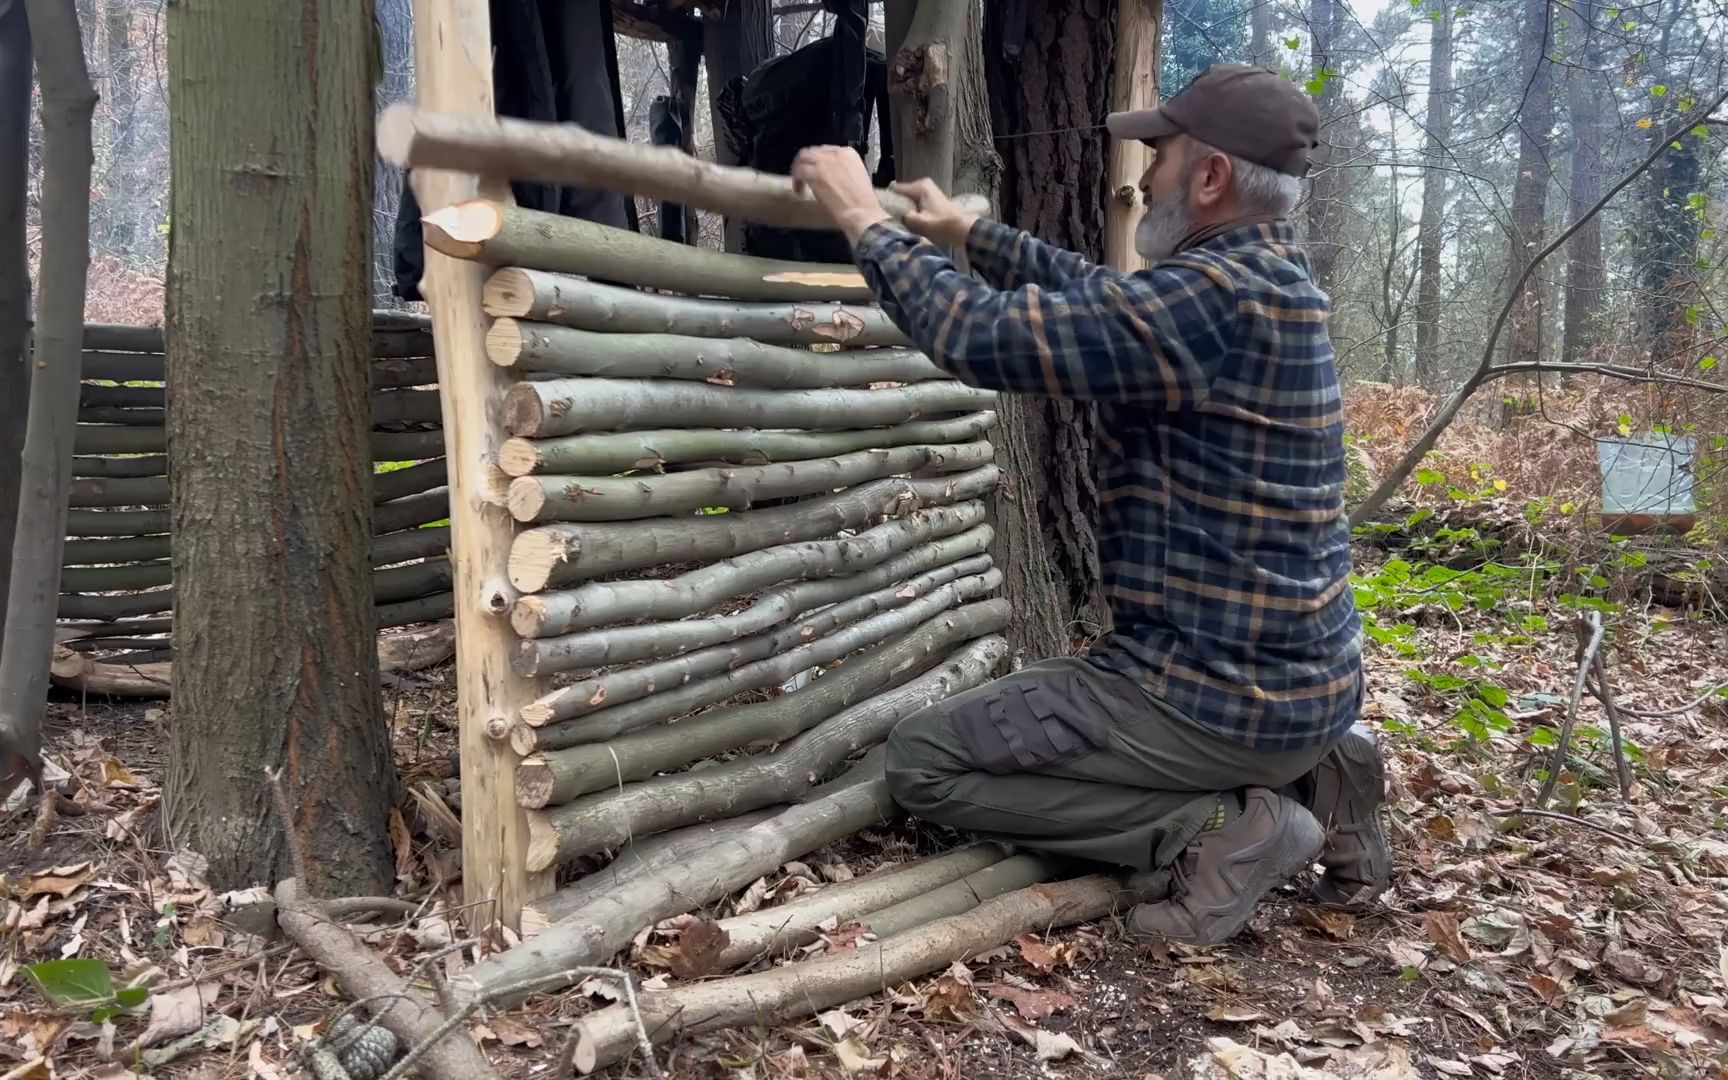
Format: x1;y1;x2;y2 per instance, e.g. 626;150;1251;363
507;440;993;524
504;377;997;438
423;201;876;302
379;105;990;232
564;875;1120;1073
72;424;448;459
487;318;941;387
508;466;1000;591
520;582;1006;738
497;411;997;477
516;583;999;800
483;268;910;346
706;844;1009;970
524;630;1009;870
458;754;898;997
513;522;994;671
516;557;994;753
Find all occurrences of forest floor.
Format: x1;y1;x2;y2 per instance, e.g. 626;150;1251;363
4;517;1728;1080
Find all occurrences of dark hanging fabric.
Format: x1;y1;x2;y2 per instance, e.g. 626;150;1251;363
648;95;691;245
721;0;891;265
392;0;634;302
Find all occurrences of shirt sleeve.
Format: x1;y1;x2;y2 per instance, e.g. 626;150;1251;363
963;218;1112;291
852;220;1237;406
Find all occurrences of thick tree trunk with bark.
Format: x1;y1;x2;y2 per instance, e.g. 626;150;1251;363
980;0;1112;659
0;0;29;652
0;0;94;799
163;0;394;893
1413;5;1452;387
1560;0;1607;368
1306;0;1347;295
1505;0;1554;369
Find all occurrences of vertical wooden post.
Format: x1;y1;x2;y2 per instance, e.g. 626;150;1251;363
410;0;552;928
1105;0;1160;273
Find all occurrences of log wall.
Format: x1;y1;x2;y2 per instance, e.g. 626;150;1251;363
443;213;1008;920
59;315;455;654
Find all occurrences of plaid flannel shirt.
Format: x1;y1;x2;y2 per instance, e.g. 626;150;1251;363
852;217;1362;751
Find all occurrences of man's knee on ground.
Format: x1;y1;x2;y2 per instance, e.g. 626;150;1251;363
883;705;963;816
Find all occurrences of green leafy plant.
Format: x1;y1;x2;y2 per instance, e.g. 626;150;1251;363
24;958;148;1022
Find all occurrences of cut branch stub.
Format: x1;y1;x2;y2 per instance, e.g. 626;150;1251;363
512;522;994;673
516;580;999;803
506;465;1001;592
506;440;994;523
423;201;877;302
503;377;998;438
487;318;941;387
483;268;910;346
524;629;1009;869
380;104;991;231
498;410;997;477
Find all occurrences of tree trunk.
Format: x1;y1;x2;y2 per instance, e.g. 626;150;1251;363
981;0;1111;660
1305;0;1347;295
0;0;30;654
1505;0;1554;369
164;0;394;894
703;0;773;252
1105;0;1158;273
1412;4;1452;388
1560;0;1606;368
0;0;94;800
1638;5;1702;367
100;0;135;259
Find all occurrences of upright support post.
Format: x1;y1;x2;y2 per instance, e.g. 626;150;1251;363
410;0;552;928
1105;0;1160;272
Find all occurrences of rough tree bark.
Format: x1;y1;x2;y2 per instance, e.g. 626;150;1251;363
1560;0;1607;368
0;0;94;800
1306;0;1348;296
1505;0;1554;369
1412;4;1453;387
0;0;29;653
981;0;1112;656
163;0;394;892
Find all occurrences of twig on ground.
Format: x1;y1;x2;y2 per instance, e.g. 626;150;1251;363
1588;677;1728;719
1487;806;1642;847
1536;611;1605;809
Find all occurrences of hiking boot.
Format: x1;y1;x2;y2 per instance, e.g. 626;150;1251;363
1127;788;1325;946
1297;723;1391;906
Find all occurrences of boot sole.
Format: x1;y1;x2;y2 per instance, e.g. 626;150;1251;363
1312;726;1391;906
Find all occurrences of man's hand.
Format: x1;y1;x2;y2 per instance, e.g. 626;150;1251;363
792;145;889;243
890;178;979;248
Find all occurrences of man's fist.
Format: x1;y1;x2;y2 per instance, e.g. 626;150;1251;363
890;178;979;248
792;146;888;240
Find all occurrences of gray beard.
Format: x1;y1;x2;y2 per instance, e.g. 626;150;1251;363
1134;198;1197;263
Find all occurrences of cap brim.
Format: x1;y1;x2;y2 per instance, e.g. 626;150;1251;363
1105;108;1181;141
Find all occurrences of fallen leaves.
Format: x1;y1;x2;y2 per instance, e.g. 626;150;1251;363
1013;932;1078;973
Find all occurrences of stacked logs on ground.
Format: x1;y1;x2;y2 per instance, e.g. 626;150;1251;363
61;319;455;641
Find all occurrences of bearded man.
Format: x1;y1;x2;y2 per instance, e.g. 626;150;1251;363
790;63;1388;945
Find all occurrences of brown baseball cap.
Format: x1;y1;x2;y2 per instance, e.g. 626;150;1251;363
1106;63;1320;177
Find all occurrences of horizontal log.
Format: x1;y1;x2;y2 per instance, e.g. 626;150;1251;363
71;455;166;479
373;558;453;603
375;490;451;533
80;383;159;408
488;318;941;389
68;475;167;508
708;844;1011;970
564;873;1117;1072
517;577;996;801
60;559;170;592
521;587;1008;748
62;489;448;537
380;105;990;231
58;562;454;620
513;522;993;670
80;318;434;357
373;459;448;504
504;377;997;438
375;591;455;628
58;589;173;620
423;201;876;302
525;629;1010;869
77;406;163;426
509;441;992;524
72;425;448;459
79;352;439;388
519;563;999;732
853;854;1062;946
498;411;997;477
369;388;444;425
484;268;910;347
54;616;172;638
61;525;450;571
77;384;443;424
514;506;989;638
49;645;170;698
508;465;1001;591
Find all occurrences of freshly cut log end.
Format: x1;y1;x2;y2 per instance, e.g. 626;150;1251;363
484;317;527;368
501;382;550;437
482;267;539;318
420;199;504;259
511;594;551;638
505;476;550;521
497;437;544;478
526;811;559;873
517;756;554;807
510;722;539;756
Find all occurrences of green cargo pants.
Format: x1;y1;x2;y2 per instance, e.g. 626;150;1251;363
882;656;1334;873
